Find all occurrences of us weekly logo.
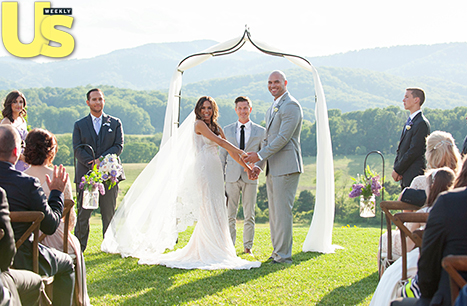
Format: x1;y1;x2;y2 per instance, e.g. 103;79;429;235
1;1;74;58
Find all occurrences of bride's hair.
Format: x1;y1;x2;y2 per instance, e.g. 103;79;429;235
195;96;221;135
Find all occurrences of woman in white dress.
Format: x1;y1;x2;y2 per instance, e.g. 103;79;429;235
102;96;261;270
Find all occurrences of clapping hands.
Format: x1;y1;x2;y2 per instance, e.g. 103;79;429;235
46;164;68;193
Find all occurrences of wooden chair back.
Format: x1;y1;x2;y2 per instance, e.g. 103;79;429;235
394;212;429;280
379;201;428;277
38;199;74;253
442;255;467;305
9;211;44;274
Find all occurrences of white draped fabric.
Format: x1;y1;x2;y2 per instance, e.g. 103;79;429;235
161;34;339;254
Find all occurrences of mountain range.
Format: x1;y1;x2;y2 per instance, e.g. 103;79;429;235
1;40;466;112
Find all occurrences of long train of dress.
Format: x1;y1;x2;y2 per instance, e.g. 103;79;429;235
102;112;260;270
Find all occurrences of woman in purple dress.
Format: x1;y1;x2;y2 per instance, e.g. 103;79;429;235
1;90;29;171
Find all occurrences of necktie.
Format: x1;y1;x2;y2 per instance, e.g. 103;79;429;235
94;117;101;135
403;117;411;134
240;125;245;150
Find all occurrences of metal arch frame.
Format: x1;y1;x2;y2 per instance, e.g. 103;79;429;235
178;26;312;68
174;26;314;127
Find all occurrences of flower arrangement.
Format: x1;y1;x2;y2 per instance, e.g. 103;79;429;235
98;154;123;190
348;166;383;199
79;164;105;195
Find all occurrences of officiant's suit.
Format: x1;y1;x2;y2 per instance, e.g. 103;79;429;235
259;91;303;263
220;121;265;251
394;112;430;189
73;112;125;251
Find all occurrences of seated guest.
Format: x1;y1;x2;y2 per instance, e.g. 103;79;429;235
371;168;457;306
379;131;461;263
24;128;91;306
0;186;42;305
391;182;467;306
0;125;75;306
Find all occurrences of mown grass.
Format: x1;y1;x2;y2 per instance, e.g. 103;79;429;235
84;220;380;305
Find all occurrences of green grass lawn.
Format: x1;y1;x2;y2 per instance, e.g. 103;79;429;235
85;218;380;305
73;155;391;305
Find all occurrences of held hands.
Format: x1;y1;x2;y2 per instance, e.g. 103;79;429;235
246;166;261;180
392;169;402;182
46;165;68;193
243;152;260;164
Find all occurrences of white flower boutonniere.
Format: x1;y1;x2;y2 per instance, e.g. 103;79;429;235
406;125;411;131
103;118;111;127
273;107;279;113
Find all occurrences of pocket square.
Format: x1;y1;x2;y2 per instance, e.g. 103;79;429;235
108;128;113;133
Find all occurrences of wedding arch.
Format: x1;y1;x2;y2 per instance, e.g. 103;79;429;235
161;27;339;253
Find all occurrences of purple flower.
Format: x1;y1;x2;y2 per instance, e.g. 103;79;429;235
79;182;84;189
110;170;117;177
349;184;364;198
102;173;109;181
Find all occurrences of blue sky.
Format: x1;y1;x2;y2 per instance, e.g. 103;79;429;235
1;0;466;62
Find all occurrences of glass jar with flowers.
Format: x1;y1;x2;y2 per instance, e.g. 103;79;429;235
79;164;105;209
349;165;383;217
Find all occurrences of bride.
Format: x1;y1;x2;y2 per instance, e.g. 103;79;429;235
102;96;261;270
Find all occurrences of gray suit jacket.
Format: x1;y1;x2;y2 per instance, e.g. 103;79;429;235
259;92;303;176
220;121;265;184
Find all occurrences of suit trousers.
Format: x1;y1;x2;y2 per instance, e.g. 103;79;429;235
1;269;42;306
75;183;118;252
266;172;300;263
226;180;258;249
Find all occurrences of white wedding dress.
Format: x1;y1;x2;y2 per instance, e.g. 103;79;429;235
102;112;260;270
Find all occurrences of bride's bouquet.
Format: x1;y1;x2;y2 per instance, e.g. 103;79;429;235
99;153;123;190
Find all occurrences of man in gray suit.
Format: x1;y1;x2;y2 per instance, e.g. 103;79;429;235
220;96;265;255
244;70;303;263
73;88;125;252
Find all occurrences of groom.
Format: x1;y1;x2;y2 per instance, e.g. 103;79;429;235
244;70;303;263
73;88;125;252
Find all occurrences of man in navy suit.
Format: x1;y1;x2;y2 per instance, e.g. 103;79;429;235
0;125;74;305
392;88;430;189
73;88;125;252
0;186;42;306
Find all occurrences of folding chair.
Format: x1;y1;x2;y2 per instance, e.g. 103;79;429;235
442;255;467;305
379;201;428;277
38;199;81;306
9;211;53;305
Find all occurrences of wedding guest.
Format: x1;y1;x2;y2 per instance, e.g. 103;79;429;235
391;184;467;306
0;186;42;306
0;124;75;305
392;88;430;189
73;88;125;252
1;90;29;172
371;168;457;306
24;128;91;306
379;131;461;266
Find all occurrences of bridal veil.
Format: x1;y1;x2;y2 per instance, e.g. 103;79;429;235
101;112;201;258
